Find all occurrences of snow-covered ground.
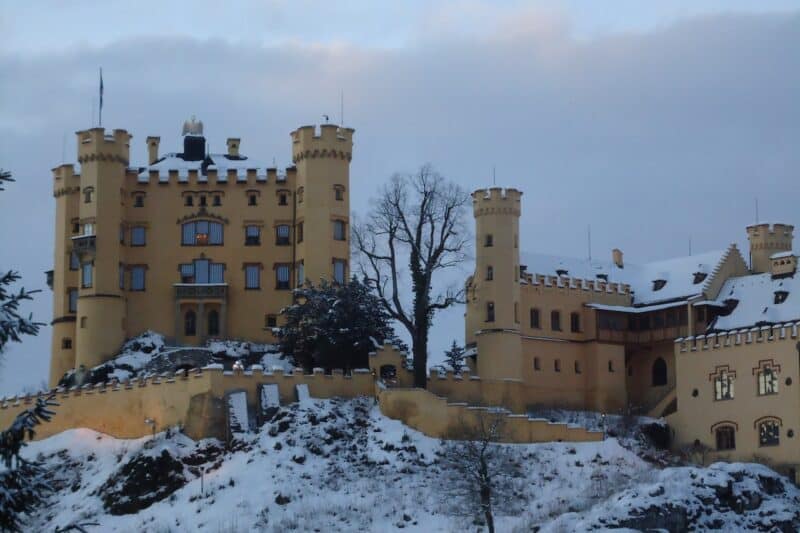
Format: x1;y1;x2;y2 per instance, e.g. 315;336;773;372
15;398;800;532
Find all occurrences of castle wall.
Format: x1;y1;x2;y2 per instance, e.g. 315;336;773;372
669;323;800;473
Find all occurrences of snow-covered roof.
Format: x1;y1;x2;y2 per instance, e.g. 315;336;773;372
137;153;279;183
521;248;730;307
710;270;800;331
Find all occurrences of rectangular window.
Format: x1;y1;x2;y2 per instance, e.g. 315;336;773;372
199;195;207;207
333;259;346;283
297;262;305;286
180;263;195;283
485;234;493;247
61;338;72;350
758;369;779;396
245;225;261;246
759;421;780;447
333;220;346;241
131;226;146;246
210;263;225;283
245;264;261;289
716;427;736;451
551;311;561;331
297;222;304;243
570;312;580;333
265;314;278;328
278;193;288;206
530;308;540;329
119;264;125;290
213;195;221;206
81;263;92;288
119;225;125;244
195;259;210;283
185;196;194;206
486;302;495;322
714;372;735;400
554;359;561;372
182;221;223;245
334;186;344;201
276;264;290;289
134;195;144;207
72;221;80;234
68;288;78;312
533;357;541;371
249;194;258;206
130;266;146;291
180;261;224;284
276;225;290;245
574;361;582;374
70;251;79;270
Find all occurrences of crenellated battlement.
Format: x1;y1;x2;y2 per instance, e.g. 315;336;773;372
525;272;631;295
746;223;795;239
76;128;131;166
291;124;354;163
52;163;81;197
472;187;522;217
676;321;800;353
134;165;291;186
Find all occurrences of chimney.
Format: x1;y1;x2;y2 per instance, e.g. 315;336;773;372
227;138;240;158
146;136;160;165
612;248;624;268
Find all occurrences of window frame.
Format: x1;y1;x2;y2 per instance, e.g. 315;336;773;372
530;308;540;329
275;263;291;290
245;225;261;246
486;301;495;322
551;310;561;331
715;425;736;451
275;224;291;246
130;265;146;291
130;225;147;247
81;263;93;288
333;220;346;241
244;264;261;290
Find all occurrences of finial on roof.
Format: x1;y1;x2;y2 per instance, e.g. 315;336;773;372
182;115;204;136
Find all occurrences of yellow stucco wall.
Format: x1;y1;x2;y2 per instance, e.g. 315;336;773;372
669;324;800;472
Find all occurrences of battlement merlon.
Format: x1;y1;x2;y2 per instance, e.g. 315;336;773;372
291;124;354;162
472;187;522;216
75;128;131;166
746;223;794;238
676;321;800;353
526;273;631;295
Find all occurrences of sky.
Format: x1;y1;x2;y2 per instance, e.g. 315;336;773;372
0;1;798;395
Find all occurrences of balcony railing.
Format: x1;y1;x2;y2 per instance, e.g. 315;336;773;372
71;234;96;257
174;283;228;300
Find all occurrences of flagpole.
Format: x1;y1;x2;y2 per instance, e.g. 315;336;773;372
99;68;104;128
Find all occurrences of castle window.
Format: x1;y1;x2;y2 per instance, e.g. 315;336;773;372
245;225;261;246
334;185;345;201
245;264;261;289
713;370;735;401
530;308;540;329
133;194;144;208
486;266;493;281
652;357;668;387
608;360;615;373
514;302;519;323
81;263;93;288
265;314;278;328
533;357;541;371
554;359;561;372
72;220;80;234
185;196;194;207
485;234;493;247
652;279;667;291
131;226;146;246
83;187;94;204
297;222;304;243
758;419;780;447
715;426;736;451
61;338;72;350
297;187;304;203
278;192;288;206
774;291;788;304
184;310;197;336
182;221;223;246
551;311;561;331
180;259;225;284
574;361;582;374
693;272;707;284
333;220;346;241
130;266;146;291
213;195;221;206
207;310;220;337
199;195;207;207
297;262;305;286
570;312;580;333
68;288;78;313
486;302;495;322
333;259;346;284
248;194;258;206
758;366;779;396
83;223;94;236
70;251;79;270
276;224;290;245
275;264;290;290
119;264;125;290
80;317;87;328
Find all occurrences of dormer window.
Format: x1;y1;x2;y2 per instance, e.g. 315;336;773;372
693;272;707;284
774;290;789;304
596;274;608;281
652;279;667;291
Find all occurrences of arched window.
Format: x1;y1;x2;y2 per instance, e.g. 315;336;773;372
652;357;668;386
184;310;197;336
208;310;220;337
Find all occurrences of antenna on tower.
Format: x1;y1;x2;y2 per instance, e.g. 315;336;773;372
755;198;759;224
61;131;66;163
587;225;592;262
340;90;344;126
91;96;96;127
492;166;496;186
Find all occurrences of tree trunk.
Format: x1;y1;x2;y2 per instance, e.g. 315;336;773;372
481;484;494;533
412;332;428;389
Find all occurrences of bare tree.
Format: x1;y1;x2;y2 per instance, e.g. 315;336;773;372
438;410;525;533
353;165;470;388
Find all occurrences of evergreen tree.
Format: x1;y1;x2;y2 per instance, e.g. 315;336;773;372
443;340;466;374
276;278;405;372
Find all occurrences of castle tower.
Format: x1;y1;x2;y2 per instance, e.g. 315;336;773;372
71;128;130;372
746;223;794;274
291;125;354;285
466;187;523;379
49;164;82;385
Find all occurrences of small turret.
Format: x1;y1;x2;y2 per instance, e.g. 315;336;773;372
746;223;794;274
146;136;160;164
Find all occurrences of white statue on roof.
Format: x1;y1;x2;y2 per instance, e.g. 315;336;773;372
182;115;204;136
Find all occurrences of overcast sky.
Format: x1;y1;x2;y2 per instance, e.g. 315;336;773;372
1;1;798;395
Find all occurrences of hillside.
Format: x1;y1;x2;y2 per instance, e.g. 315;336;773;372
14;397;800;532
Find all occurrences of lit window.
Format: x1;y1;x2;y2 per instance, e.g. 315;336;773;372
759;420;780;447
182;221;223;246
333;259;346;284
245;264;261;289
276;225;290;245
131;226;146;246
130;266;146;291
333;220;346;241
276;264;290;289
